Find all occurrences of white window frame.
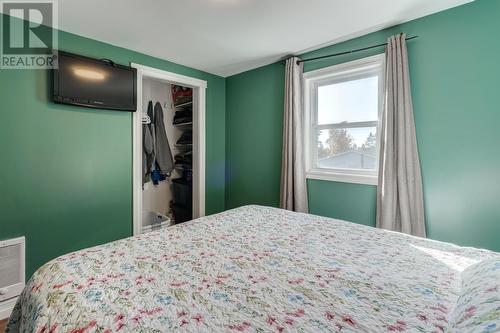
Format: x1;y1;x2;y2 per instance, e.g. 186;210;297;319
303;54;385;186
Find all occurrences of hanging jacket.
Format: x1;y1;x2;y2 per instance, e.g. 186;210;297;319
143;101;155;184
153;102;174;176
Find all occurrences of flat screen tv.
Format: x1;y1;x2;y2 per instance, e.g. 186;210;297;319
53;51;137;111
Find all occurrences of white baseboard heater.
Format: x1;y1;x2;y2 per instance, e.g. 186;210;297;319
0;236;25;320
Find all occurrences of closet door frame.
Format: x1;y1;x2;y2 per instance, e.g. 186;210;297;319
131;63;207;236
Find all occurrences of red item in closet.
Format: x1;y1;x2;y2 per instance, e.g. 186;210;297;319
171;85;192;103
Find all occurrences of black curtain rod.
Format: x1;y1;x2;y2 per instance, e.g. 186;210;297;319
296;35;419;64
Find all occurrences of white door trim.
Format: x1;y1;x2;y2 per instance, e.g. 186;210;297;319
131;63;207;236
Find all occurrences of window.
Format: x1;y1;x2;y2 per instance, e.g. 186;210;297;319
304;54;385;185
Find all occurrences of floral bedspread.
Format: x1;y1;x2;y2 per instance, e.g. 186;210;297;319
7;205;500;333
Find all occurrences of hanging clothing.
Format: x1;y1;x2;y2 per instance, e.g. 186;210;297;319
151;162;167;185
142;101;155;184
153;102;174;177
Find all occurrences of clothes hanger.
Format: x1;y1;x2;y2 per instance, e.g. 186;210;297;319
142;114;151;124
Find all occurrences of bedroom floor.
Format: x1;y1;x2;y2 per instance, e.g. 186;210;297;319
0;319;6;333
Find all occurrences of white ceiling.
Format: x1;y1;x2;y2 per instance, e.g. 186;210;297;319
56;0;471;77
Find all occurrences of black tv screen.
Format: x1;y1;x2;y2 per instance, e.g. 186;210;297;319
53;51;136;111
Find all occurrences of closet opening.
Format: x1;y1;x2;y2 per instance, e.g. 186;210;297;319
131;64;206;235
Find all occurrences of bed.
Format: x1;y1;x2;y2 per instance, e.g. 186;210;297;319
7;205;500;333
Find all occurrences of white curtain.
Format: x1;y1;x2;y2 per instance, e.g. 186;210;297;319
377;33;426;237
280;57;308;213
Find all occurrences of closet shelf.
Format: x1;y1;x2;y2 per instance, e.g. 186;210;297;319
174;101;193;108
175;166;192;171
173;121;193;129
175;144;192;149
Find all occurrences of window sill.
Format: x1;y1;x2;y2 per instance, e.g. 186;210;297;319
306;170;378;186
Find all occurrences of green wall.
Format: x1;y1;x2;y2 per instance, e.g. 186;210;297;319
0;15;226;277
226;63;284;208
226;0;500;251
